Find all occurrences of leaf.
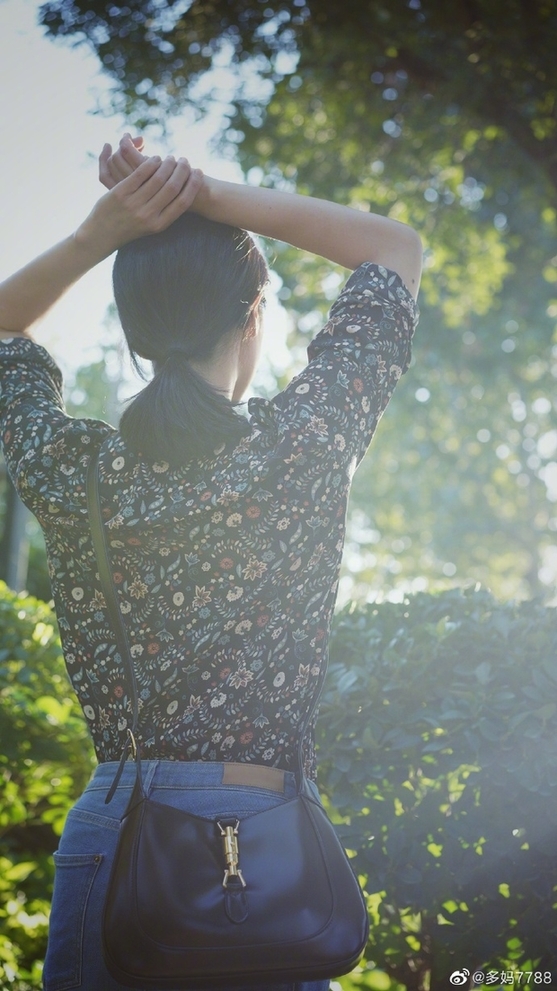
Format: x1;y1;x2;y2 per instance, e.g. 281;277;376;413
336;669;358;693
398;866;423;885
2;861;36;883
474;661;491;685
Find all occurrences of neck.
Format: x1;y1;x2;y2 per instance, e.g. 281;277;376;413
190;342;241;403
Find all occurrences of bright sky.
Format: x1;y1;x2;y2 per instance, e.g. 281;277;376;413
0;0;290;390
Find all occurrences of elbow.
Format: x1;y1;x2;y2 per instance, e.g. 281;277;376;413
398;223;423;262
405;224;423;253
405;228;423;299
380;226;423;300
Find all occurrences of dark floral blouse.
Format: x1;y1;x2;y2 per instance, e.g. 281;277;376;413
0;263;418;777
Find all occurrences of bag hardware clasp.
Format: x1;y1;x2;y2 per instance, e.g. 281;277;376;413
217;820;246;888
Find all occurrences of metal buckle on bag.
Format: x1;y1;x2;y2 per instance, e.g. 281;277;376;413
127;728;137;760
217;820;246;888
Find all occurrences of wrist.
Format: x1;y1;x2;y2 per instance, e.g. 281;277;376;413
73;212;119;265
191;174;218;218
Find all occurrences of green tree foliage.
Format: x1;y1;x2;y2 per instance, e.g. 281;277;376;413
63;328;124;426
37;0;557;187
37;0;557;599
1;583;556;989
0;583;94;989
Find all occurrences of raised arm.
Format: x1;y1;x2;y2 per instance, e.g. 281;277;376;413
197;179;421;296
0;156;203;339
102;137;423;298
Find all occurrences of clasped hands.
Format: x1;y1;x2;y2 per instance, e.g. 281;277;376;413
77;134;203;257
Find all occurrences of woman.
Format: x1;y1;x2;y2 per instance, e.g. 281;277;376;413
0;136;422;991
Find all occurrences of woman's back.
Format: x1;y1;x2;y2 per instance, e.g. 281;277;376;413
1;263;417;775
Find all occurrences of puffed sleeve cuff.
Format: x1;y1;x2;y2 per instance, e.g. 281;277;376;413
0;336;65;410
307;261;419;375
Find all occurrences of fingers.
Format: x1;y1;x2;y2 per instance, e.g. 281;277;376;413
107;135;141;184
119;134;147;170
134;155;203;222
121;131;144;151
158;163;205;225
140;155;192;211
99;143;116;190
99;134;147;190
108;155;203;239
116;155;164;195
108;151;135;184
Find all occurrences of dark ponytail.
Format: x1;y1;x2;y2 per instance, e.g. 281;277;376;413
113;212;268;464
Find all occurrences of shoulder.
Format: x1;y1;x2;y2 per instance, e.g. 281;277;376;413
0;336;64;393
330;261;419;323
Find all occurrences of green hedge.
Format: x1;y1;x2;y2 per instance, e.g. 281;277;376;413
319;587;557;989
0;582;556;989
0;584;94;989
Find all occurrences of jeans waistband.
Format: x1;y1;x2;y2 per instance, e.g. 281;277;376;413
89;760;296;797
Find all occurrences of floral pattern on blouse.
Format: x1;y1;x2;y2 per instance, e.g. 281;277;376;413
0;263;418;777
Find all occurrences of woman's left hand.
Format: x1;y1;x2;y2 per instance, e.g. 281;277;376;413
99;134;147;189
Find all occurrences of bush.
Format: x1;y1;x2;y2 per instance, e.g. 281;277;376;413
319;587;557;989
1;583;556;989
0;583;93;989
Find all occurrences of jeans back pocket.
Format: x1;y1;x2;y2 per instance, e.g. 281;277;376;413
43;852;102;991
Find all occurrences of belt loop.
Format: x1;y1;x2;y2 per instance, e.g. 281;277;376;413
142;760;159;797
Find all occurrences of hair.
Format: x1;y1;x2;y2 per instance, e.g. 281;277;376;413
112;212;269;465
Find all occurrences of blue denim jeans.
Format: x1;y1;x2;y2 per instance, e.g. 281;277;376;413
42;760;330;991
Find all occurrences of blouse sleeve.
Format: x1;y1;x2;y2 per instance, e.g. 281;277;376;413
248;262;419;473
0;337;114;525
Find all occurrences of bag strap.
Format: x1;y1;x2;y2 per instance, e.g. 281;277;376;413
86;451;144;803
86;448;317;794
